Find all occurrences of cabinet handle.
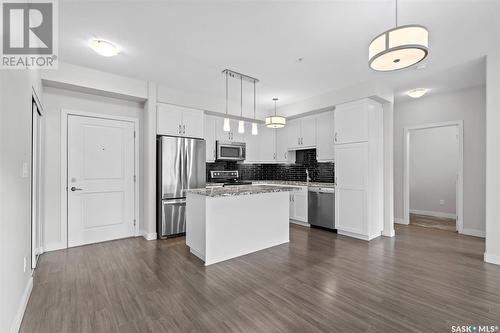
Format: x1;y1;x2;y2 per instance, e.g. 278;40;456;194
274;152;276;160
298;137;300;145
301;137;303;145
285;152;287;159
334;132;338;142
183;125;186;134
179;124;182;134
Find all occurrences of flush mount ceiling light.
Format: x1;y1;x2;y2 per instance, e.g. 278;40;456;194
407;88;428;98
368;0;428;71
266;98;286;129
89;38;120;57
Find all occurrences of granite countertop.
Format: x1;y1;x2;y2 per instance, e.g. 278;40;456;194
250;180;336;188
188;185;300;197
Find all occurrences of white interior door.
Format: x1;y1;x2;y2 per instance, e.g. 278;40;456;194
67;115;135;247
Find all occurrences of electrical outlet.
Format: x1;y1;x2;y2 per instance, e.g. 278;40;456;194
440;199;445;205
23;256;27;272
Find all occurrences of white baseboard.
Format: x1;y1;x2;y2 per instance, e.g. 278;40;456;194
382;228;395;237
141;231;157;241
484;252;500;266
290;220;310;227
11;276;33;333
337;229;381;241
410;209;456;219
460;228;485;238
43;242;66;252
394;218;408;225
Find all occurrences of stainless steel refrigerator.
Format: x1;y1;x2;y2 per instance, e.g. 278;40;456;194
157;136;206;239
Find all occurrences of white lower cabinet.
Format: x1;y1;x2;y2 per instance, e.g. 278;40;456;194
290;190;308;223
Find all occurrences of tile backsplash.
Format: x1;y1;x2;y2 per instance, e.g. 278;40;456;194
206;149;334;183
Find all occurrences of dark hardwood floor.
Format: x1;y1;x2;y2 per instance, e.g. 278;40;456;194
410;213;456;232
21;224;500;333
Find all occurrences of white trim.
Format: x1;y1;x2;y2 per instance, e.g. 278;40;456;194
403;120;464;233
43;242;66;252
409;209;456;219
10;277;33;333
141;231;157;241
338;230;381;241
484;252;500;266
290;220;311;227
461;228;486;238
394;217;408;225
382;229;395;237
59;109;141;249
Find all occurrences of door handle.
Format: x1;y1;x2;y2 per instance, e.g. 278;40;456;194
70;186;83;191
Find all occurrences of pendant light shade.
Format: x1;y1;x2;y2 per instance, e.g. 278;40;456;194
369;0;429;72
266;98;286;129
238;120;245;133
251;122;258;135
369;25;428;71
223;118;231;132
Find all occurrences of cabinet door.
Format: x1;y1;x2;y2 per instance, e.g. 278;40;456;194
182;108;204;139
292;191;308;222
259;126;277;162
204;116;216;162
287;119;301;149
334;102;369;144
157;104;183;136
245;131;260;163
275;127;289;162
316;112;335;161
335;143;367;234
300;116;316;147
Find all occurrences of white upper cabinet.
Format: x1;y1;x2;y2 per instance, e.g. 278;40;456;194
157;103;204;139
286;117;316;149
275;126;289;162
259;126;277;162
334;101;370;144
204;116;217;162
245;131;260;163
316;111;335;162
300;116;316;147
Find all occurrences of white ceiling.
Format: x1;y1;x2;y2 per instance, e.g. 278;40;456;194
58;0;498;116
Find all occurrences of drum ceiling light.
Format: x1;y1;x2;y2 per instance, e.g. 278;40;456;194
369;0;428;71
266;98;286;129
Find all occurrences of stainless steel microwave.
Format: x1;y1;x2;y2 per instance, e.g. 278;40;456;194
216;141;246;161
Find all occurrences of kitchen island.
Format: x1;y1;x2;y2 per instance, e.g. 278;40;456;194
185;185;298;266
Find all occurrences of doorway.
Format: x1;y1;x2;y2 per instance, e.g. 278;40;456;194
62;111;139;248
403;121;463;233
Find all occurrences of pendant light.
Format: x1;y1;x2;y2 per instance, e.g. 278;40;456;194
238;76;245;134
251;81;258;135
223;71;231;132
266;98;286;129
368;0;428;71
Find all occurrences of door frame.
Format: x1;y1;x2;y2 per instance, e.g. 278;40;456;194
403;120;464;232
60;109;140;248
31;88;43;269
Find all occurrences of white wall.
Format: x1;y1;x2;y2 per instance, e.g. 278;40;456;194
0;70;41;332
394;86;486;234
409;126;458;217
41;86;145;250
485;51;500;265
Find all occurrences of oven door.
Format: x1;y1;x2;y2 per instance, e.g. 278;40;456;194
216;142;245;161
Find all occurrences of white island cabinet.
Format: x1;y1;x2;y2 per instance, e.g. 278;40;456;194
186;185;297;266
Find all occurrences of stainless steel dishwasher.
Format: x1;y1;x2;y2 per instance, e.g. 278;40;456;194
308;187;335;230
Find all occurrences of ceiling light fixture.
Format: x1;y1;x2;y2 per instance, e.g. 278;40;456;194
368;0;428;71
266;98;286;129
252;81;258;135
407;88;428;98
238;76;245;134
89;38;120;57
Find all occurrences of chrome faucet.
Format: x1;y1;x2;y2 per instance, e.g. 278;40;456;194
306;169;311;183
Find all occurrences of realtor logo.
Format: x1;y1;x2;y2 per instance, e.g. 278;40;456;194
1;0;58;68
